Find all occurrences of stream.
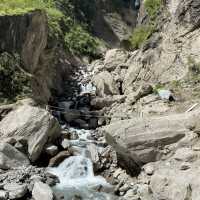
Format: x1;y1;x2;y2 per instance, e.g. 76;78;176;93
48;65;117;200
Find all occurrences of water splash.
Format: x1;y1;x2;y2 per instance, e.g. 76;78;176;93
80;83;96;95
48;155;113;200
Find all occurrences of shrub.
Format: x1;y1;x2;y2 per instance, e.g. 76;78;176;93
64;25;99;57
129;25;155;49
0;52;31;103
144;0;162;19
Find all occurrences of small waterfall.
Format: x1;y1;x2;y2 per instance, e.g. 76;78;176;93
49;156;111;200
48;155;113;200
48;66;116;200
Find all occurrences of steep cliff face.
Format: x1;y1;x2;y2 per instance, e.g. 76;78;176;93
92;0;139;47
0;11;47;71
0;10;75;104
124;0;200;93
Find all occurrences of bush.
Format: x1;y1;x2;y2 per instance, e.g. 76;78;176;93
144;0;162;19
0;52;31;103
129;25;155;49
64;25;99;57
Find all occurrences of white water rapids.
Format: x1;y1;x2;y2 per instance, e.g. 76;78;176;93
48;80;116;200
48;128;114;200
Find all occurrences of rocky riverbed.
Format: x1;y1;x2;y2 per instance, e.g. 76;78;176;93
1;0;200;200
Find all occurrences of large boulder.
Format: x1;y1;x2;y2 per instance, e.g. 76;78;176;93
0;143;30;170
150;158;200;200
0;104;61;162
104;49;128;71
104;110;200;170
3;183;27;199
92;71;119;97
32;181;53;200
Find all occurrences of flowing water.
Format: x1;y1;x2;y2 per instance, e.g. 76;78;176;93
48;66;117;200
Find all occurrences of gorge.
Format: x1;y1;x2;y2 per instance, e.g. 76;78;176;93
1;0;200;200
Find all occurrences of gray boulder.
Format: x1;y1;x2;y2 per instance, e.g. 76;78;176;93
0;104;61;162
104;49;128;71
0;143;29;170
4;183;27;199
103;110;200;173
32;181;53;200
0;190;8;200
92;71;119;97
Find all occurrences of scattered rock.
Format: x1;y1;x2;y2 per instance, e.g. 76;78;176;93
143;164;154;176
87;143;100;171
0;190;8;200
32;181;53;200
173;148;197;162
4;183;27;199
48;151;71;167
45;145;58;157
0;104;61;162
0;143;29;170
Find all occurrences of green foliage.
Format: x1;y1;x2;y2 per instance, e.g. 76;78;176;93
0;0;100;57
0;0;53;15
129;25;155;49
153;83;164;94
0;53;31;103
64;25;99;57
47;8;64;40
129;0;162;49
144;0;162;20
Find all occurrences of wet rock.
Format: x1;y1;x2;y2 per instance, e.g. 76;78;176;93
0;104;61;162
4;183;27;199
87;144;100;171
73;119;89;129
63;110;81;123
0;143;29;170
58;101;74;111
30;175;43;182
48;151;71;167
0;190;8;200
32;181;53;200
45;145;58;156
119;184;130;193
91;96;126;110
61;139;70;149
89;118;98;129
69;132;79;140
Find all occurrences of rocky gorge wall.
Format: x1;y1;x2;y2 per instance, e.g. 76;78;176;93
0;10;77;104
